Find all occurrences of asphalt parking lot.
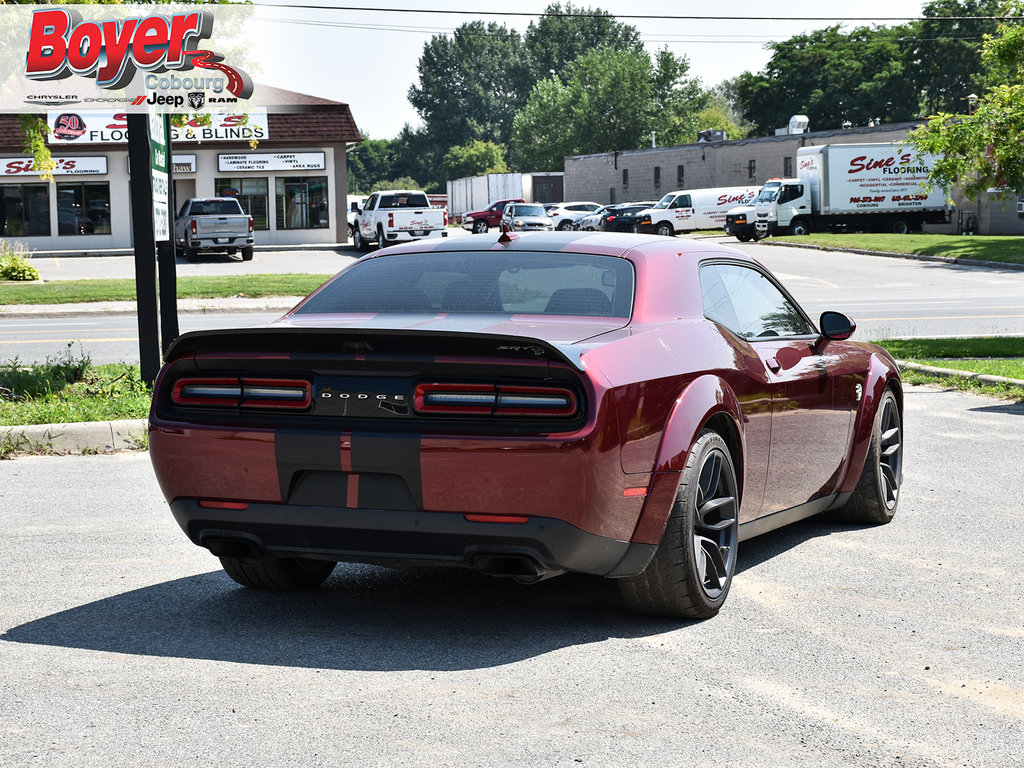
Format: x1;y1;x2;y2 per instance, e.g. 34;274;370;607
1;385;1021;767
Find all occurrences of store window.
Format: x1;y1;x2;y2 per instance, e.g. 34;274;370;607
1;184;50;237
56;182;110;235
215;177;269;230
275;176;329;229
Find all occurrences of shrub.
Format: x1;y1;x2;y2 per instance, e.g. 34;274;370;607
0;240;40;281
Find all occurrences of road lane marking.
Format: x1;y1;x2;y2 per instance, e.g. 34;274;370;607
0;327;130;335
0;337;139;344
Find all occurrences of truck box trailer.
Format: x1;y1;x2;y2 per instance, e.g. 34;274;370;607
753;143;949;238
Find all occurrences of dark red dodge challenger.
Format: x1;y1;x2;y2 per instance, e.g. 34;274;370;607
149;231;903;619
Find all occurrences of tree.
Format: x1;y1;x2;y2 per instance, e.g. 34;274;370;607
732;25;920;135
909;2;1024;198
408;22;532;156
511;46;705;169
442;140;509;180
913;0;1001;115
347;136;396;195
523;3;643;82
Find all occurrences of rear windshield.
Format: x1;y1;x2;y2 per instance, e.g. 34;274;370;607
296;251;635;317
188;199;244;215
378;193;430;208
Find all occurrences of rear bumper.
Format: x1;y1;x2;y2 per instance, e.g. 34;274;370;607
171;499;656;579
383;229;448;243
180;235;255;251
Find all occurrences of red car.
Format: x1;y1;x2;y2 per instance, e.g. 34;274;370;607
460;198;525;234
149;232;903;619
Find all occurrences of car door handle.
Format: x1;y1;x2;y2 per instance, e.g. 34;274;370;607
765;357;781;373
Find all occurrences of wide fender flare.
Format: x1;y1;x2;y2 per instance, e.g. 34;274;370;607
629;374;745;546
837;354;902;495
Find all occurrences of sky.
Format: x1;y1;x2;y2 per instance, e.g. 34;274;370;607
250;1;931;139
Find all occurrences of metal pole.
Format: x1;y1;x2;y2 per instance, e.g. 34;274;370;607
126;113;161;386
157;113;179;354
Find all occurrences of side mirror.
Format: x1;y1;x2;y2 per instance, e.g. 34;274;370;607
819;311;856;341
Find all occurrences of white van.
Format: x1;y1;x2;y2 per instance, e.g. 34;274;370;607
636;186;760;236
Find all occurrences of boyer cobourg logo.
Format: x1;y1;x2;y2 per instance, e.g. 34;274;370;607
23;7;253;100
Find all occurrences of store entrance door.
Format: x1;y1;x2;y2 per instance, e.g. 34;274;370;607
284;182;309;228
173;179;196;212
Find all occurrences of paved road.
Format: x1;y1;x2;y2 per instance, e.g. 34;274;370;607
3;238;1023;365
0;385;1021;766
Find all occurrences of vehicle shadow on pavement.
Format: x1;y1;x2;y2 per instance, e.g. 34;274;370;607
2;518;847;671
2;566;680;671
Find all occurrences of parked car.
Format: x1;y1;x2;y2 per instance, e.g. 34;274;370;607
149;231;903;620
546;201;602;230
500;202;554;232
573;204;619;231
461;198;526;234
601;202;656;232
173;197;254;261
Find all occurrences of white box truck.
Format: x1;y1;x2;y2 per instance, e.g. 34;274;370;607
754;143;950;238
635;186;760;237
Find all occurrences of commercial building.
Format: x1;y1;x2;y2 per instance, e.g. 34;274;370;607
563;121;1024;235
0;86;361;253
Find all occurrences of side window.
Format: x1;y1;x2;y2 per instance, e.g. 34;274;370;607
780;184;803;204
365;195;377;211
701;263;814;339
677;195;692;208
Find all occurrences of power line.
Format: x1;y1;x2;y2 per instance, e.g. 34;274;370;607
252;3;1024;22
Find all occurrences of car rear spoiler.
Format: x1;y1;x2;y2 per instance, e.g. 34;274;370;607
162;327;588;372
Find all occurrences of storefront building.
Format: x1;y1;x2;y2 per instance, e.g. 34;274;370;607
0;86;361;253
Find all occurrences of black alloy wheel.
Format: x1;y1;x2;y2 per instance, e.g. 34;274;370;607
620;429;739;619
829;387;902;525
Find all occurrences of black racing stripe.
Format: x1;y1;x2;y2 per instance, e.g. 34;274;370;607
275;430;342;503
350;432;423;510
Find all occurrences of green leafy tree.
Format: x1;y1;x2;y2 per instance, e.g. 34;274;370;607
512;47;653;170
408;22;532;155
369;177;423;193
913;0;1002;114
649;48;708;146
511;46;704;169
442;140;509;180
347;136;395;195
523;3;643;82
909;2;1024;198
733;25;920;135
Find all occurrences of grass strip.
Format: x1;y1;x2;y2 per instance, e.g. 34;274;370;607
770;233;1024;265
0;274;332;306
0;347;150;427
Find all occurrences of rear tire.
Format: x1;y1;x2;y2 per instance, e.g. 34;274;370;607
241;246;254;261
829;387;902;525
184;248;197;263
890;218;910;235
619;430;739;619
735;233;752;242
220;556;336;590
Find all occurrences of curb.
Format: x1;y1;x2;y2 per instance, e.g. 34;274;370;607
897;360;1024;387
758;240;1024;271
0;296;304;319
0;418;148;456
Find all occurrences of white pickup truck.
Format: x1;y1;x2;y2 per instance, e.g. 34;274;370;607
352;189;448;250
174;197;254;261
